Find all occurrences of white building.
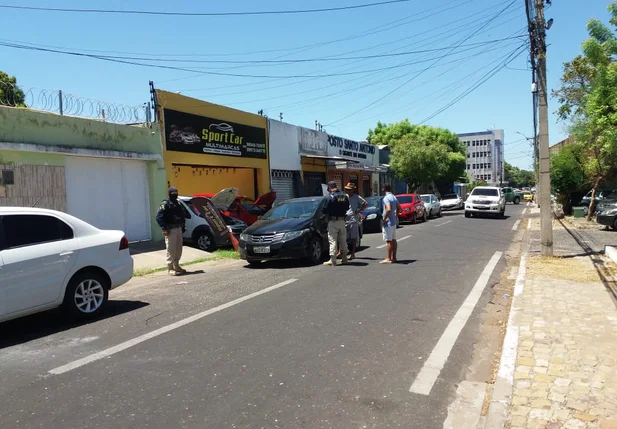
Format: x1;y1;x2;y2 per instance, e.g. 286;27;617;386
457;130;505;186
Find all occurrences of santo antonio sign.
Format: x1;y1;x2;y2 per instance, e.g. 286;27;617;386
163;109;267;159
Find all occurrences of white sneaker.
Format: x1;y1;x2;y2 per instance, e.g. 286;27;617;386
323;260;336;266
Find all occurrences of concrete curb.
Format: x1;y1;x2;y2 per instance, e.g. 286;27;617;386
605;245;617;265
481;221;529;428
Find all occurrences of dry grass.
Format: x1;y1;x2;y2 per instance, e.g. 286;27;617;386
563;216;603;230
133;250;240;277
527;256;603;283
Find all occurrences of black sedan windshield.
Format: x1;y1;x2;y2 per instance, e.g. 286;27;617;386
442;194;458;200
364;197;381;209
262;200;320;220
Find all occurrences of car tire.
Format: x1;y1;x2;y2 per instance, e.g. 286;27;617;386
63;270;110;319
514;197;520;204
411;212;417;224
423;210;428;222
194;228;216;252
437;209;442;218
307;237;323;265
500;207;506;218
465;211;471;218
612;219;617;231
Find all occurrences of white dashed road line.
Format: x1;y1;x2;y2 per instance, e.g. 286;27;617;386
49;279;299;375
376;235;411;249
434;220;452;227
409;251;503;395
511;220;521;231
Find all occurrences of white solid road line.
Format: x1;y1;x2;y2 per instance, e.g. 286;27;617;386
409;251;503;395
435;220;452;227
376;235;411;249
49;279;299;376
511;220;521;231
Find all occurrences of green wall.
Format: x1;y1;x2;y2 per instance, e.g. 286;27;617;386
0;150;65;166
0;106;162;154
0;107;166;241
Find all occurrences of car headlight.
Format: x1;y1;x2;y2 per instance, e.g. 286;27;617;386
240;233;248;241
366;213;377;220
603;209;617;216
403;208;411;212
283;229;309;241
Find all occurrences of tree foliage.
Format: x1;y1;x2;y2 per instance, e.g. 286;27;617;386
504;162;535;188
550;143;587;211
0;71;26;107
554;2;617;219
368;120;466;191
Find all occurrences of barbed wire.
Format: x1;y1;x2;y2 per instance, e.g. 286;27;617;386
0;81;150;124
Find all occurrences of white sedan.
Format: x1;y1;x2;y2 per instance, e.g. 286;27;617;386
0;207;134;323
439;193;464;210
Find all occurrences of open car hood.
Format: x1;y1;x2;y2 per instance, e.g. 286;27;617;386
253;191;277;209
211;187;239;211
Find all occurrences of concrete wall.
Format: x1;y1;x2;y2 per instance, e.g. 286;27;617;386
0;107;166;240
268;119;301;171
0;106;162;155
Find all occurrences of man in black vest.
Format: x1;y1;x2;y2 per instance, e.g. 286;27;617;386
322;181;350;266
155;186;186;276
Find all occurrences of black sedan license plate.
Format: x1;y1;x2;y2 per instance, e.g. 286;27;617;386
253;246;271;254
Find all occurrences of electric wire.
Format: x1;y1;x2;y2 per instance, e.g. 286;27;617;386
323;0;518;126
0;0;413;16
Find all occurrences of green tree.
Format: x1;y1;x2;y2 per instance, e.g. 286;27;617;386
371;121;466;191
550;142;587;212
0;71;26;107
554;2;617;219
504;162;535;188
367;119;414;147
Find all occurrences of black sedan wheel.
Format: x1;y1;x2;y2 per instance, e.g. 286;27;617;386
307;237;323;265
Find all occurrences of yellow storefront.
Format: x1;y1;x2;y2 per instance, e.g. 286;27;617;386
156;90;270;199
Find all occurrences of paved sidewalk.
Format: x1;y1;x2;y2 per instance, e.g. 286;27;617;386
506;220;617;428
129;240;212;271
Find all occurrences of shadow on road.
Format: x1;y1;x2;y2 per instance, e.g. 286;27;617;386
466;215;511;220
0;300;149;350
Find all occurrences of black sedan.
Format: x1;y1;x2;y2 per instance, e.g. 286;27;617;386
239;197;329;265
360;196;384;232
596;204;617;229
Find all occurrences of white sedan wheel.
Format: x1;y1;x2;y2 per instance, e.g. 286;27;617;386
74;279;106;314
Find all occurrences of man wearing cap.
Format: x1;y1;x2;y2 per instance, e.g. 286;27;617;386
322;181;350;266
156;186;187;276
343;182;368;260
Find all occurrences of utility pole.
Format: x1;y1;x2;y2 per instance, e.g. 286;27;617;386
530;0;553;256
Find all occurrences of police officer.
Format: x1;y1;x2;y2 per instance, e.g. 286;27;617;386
156;186;186;276
322;181;350;266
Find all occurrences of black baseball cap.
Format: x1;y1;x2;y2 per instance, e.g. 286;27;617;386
327;181;337;188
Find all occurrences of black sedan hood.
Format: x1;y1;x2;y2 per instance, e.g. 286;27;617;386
245;217;314;234
361;207;380;216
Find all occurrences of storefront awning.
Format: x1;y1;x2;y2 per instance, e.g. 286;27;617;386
301;154;359;163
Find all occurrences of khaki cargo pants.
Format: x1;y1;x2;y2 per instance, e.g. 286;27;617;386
165;226;184;269
328;219;347;262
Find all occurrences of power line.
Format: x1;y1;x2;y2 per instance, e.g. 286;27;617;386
171;3;520;93
0;0;413;16
323;0;518;126
418;43;528;124
0;37;522;80
21;37;521;65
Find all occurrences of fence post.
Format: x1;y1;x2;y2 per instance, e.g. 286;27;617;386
58;90;64;115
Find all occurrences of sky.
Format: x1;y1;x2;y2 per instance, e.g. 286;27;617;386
0;0;611;171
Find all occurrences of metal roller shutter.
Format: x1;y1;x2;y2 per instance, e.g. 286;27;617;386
271;170;296;203
331;172;343;190
304;172;326;196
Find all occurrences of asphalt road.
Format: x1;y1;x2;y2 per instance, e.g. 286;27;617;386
0;202;530;429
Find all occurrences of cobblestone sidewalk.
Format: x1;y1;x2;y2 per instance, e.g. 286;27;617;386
507;221;617;428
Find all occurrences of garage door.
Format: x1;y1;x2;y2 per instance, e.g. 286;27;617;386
65;157;151;241
271;170;296;204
